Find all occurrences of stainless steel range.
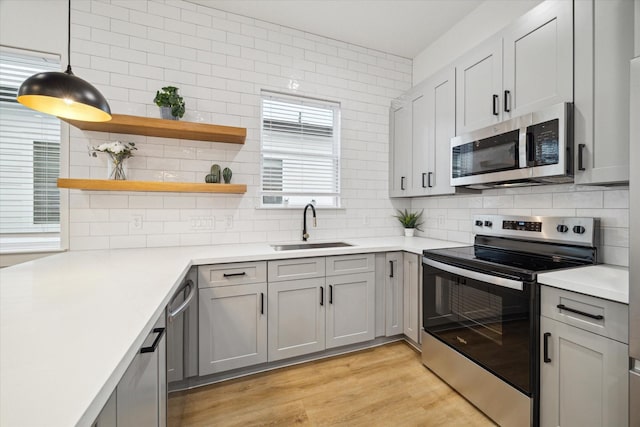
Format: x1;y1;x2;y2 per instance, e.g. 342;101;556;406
421;215;599;427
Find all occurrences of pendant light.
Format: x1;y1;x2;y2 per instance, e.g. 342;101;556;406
17;0;111;122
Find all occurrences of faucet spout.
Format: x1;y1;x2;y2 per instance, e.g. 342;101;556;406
302;203;317;241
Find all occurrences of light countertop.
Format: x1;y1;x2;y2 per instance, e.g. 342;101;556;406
0;236;463;427
537;264;629;304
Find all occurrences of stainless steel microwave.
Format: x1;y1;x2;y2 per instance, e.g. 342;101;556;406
450;103;573;189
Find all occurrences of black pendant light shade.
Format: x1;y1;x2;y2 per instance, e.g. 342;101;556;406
17;66;112;122
16;0;112;122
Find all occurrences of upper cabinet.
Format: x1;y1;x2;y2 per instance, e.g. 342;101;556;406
574;0;635;185
455;0;573;134
390;66;462;198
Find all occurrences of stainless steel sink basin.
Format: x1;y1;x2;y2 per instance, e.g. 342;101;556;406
271;242;353;251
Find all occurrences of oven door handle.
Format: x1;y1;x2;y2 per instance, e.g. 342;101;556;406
422;258;524;291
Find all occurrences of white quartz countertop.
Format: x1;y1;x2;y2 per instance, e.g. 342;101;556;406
537;264;629;304
0;236;464;427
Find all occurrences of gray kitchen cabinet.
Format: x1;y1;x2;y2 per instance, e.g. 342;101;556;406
403;253;421;343
198;283;267;375
389;96;412;197
540;286;629;427
117;313;166;427
91;390;116;427
574;0;635;185
268;277;326;361
456;0;572;134
325;271;375;349
455;35;502;134
384;252;403;336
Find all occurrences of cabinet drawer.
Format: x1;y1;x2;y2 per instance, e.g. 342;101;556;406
268;257;325;282
326;254;375;276
198;262;267;288
541;285;628;343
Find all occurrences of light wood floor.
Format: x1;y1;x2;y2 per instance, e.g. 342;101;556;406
169;341;496;426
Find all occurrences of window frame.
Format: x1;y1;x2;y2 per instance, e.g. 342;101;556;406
259;90;342;209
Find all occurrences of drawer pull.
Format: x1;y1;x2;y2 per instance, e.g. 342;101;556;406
557;304;603;320
260;292;264;315
543;332;551;363
389;260;394;278
320;286;324;306
329;285;333;304
140;328;165;354
223;272;247;278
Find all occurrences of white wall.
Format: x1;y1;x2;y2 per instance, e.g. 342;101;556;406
412;0;542;84
58;0;412;250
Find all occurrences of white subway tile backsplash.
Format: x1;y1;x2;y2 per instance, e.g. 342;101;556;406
553;191;603;208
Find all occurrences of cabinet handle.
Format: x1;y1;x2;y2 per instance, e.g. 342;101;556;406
389;260;394;278
329;285;333;304
223;272;247;278
543;332;551;363
492;94;499;116
422;173;427;188
400;176;406;191
320;286;324;306
556;304;603;320
504;90;511;112
260;292;264;315
427;172;433;188
140;328;165;354
578;144;586;171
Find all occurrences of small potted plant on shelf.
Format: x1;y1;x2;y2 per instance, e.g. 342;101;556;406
394;209;424;237
153;86;185;120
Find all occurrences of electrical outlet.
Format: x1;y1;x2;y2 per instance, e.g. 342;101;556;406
190;216;214;230
132;215;143;230
437;215;445;227
363;215;370;226
225;215;233;229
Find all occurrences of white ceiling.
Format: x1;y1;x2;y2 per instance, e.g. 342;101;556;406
187;0;485;58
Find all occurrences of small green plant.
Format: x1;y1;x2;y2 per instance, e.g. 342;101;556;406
153;86;185;118
394;209;424;230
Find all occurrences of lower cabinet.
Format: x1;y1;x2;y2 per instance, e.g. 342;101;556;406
403;253;421;343
384;252;404;336
540;286;629;427
268;277;326;361
108;313;167;427
199;283;268;375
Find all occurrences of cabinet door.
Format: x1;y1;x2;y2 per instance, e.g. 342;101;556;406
92;390;116;427
325;272;375;348
268;278;325;361
455;36;502;134
574;0;634;185
199;283;267;375
502;0;573;119
411;85;431;196
540;317;629;427
389;98;412;197
427;67;456;196
117;316;166;427
403;253;421;343
385;252;403;336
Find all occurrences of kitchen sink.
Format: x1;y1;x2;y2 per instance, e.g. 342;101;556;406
271;242;353;251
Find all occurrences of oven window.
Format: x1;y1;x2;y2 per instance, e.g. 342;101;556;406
452;129;519;178
423;265;532;395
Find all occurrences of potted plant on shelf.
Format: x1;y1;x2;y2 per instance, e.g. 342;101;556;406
153;86;185;120
394;209;424;237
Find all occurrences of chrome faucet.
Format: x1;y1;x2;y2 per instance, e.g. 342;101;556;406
302;203;317;241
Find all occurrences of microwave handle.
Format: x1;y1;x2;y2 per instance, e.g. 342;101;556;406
526;131;535;166
422;257;524;291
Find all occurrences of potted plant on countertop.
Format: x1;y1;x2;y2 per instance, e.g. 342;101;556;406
394;209;424;237
153;86;185;120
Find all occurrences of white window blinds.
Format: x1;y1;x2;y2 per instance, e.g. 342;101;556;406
260;92;340;208
0;48;61;252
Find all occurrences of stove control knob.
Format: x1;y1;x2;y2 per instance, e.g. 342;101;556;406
556;224;569;233
573;225;586;234
475;220;483;227
484;221;493;227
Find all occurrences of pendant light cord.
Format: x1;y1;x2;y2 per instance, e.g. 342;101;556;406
65;0;73;74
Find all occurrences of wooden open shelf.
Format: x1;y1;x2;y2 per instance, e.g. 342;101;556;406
62;114;246;144
57;178;246;194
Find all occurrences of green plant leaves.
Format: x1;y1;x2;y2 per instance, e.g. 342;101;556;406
393;208;424;230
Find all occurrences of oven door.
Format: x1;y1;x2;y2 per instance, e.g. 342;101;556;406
422;258;535;396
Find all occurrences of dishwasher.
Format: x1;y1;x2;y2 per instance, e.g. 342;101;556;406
167;267;198;427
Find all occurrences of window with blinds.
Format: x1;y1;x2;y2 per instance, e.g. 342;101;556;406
0;48;61;252
260;92;341;208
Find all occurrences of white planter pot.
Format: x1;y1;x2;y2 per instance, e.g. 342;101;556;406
404;228;415;237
